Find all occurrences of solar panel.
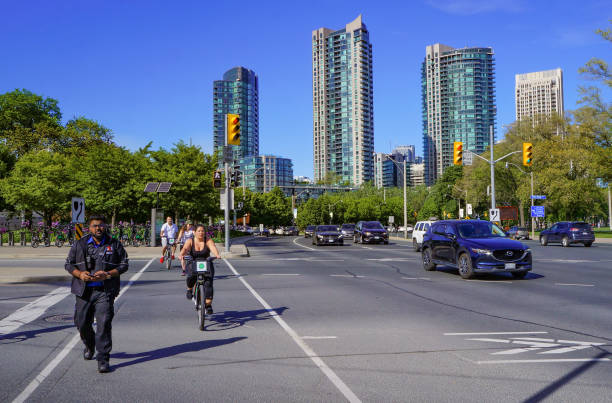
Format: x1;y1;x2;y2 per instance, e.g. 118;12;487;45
144;182;160;192
157;182;172;193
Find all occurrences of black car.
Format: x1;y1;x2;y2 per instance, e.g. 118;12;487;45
539;222;595;247
285;226;299;236
421;220;532;279
340;224;355;240
354;221;388;244
304;225;316;238
313;225;343;246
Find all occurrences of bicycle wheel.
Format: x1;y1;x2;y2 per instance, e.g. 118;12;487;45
165;252;171;270
198;284;206;331
31;239;39;248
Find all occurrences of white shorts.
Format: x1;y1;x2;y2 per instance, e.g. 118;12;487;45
161;237;176;247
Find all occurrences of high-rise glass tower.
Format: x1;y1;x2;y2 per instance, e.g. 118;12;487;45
213;67;259;161
422;44;496;185
312;15;374;186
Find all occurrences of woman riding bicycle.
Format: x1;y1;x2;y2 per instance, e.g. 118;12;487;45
179;224;221;314
176;220;194;276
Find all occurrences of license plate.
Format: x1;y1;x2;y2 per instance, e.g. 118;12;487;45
505;263;516;270
374;236;380;239
329;239;334;243
196;261;208;272
583;232;588;235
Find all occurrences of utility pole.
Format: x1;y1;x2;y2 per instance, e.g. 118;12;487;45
403;159;408;239
531;171;535;240
224;117;230;253
490;125;495;210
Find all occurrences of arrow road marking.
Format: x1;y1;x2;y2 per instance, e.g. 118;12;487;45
467;337;605;355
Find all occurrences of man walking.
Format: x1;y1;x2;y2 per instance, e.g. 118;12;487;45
65;215;129;373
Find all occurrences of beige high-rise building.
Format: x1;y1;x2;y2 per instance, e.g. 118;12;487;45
312;15;374;186
515;68;564;122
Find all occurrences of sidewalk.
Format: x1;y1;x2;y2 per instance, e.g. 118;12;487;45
0;236;253;284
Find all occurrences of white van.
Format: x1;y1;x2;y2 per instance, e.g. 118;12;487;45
412;220;437;251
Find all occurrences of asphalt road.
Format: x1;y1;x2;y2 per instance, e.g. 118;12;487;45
0;237;610;402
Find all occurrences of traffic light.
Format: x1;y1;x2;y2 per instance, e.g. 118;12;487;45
453;142;463;165
234;170;242;187
213;170;222;188
522;142;533;166
227;114;240;146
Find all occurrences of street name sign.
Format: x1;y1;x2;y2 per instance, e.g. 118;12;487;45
531;206;545;218
531;195;546;200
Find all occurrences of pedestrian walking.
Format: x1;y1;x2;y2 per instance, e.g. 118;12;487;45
64;215;129;373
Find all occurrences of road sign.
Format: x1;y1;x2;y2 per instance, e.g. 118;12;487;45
237;201;243;210
489;208;500;222
531;206;545;218
466;204;473;215
388;216;394;224
71;197;85;223
75;223;83;240
223;146;233;163
293;208;298;219
459;208;464;218
220;189;234;210
531;195;546;200
596;178;608;188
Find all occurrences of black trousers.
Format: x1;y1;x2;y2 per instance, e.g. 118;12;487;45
186;260;214;300
74;287;115;362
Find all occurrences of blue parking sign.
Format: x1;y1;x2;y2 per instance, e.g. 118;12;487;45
531;206;545;217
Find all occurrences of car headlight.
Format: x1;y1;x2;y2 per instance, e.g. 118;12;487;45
317;235;323;239
525;248;532;253
471;248;492;255
365;232;371;235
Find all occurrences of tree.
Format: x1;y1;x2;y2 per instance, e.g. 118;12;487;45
0;144;16;211
0;150;76;224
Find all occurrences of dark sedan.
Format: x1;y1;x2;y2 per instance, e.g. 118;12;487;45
354;221;388;244
507;226;529;240
304;225;316;238
421;220;532;279
340;224;355;240
313;225;343;246
285;226;299;236
539;222;595;247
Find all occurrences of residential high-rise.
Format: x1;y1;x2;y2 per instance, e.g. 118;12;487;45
241;155;293;193
213;67;259;162
392;145;415;163
410;163;425;186
312;15;374;186
422;44;496;185
515;68;564;122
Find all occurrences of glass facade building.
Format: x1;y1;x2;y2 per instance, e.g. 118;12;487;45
422;44;496;185
241;155;293;193
213;67;259;162
312;15;374;186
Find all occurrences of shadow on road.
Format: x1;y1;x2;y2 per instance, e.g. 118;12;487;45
435;266;544;281
0;324;73;343
111;337;247;370
204;307;288;332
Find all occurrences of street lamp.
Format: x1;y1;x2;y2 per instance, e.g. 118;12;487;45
505;162;535;240
384;155;408;239
328;199;343;224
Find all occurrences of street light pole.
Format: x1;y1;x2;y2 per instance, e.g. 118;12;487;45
403;159;408;239
224;116;230;253
490;125;495;211
531;171;535;240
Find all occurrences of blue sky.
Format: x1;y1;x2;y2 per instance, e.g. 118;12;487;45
1;0;609;177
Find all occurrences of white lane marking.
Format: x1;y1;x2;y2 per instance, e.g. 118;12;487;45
0;286;71;335
223;259;361;403
0;300;30;305
466;280;513;283
330;274;365;278
477;358;611;364
445;332;549;336
302;336;337;340
367;258;415;261
262;273;301;276
555;283;595;287
12;257;156;403
292;237;316;251
402;277;431;280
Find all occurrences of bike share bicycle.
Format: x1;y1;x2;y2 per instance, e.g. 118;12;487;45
162;236;175;270
192;256;216;331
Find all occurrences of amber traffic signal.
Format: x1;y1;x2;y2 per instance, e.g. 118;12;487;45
227;114;240;146
522;142;533;166
453;142;463;165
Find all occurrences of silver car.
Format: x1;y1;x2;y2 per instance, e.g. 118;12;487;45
340;224;355;240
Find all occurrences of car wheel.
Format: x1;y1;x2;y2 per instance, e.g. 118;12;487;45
339;241;344;246
540;236;548;246
413;239;420;252
511;271;528;279
562;236;570;247
422;248;436;271
457;253;475;279
384;241;388;245
584;242;593;247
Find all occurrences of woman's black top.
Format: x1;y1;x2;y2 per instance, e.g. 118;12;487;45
189;237;210;261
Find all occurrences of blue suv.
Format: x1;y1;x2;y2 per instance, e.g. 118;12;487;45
421;220;532;279
539;222;594;247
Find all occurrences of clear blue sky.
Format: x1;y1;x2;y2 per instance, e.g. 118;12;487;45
1;0;609;177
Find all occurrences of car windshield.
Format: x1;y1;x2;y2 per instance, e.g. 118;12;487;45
363;222;384;229
516;227;527;231
341;224;355;230
457;222;506;238
317;225;338;232
306;226;315;230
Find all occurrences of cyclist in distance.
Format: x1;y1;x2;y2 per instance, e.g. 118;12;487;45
179;224;221;314
159;216;178;264
176;220;194;276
